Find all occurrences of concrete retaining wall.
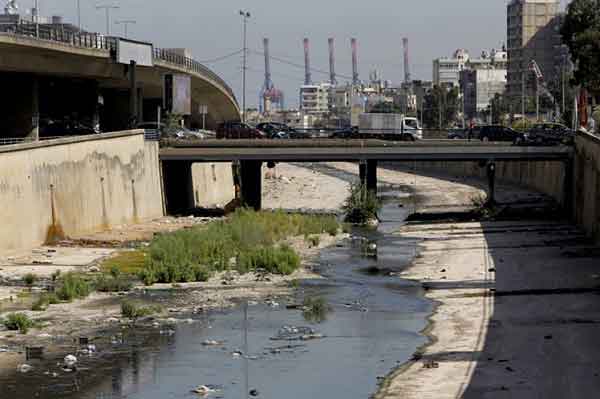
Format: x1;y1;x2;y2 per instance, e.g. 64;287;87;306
0;131;163;253
191;162;235;209
404;159;566;204
574;132;600;241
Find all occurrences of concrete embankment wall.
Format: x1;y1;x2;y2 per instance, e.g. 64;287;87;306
191;163;235;209
400;159;566;204
574;132;600;241
0;131;163;253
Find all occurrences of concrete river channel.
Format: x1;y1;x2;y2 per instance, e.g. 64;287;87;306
1;194;433;399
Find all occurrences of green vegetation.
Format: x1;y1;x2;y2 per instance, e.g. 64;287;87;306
100;251;146;276
56;273;92;302
23;273;37;287
31;293;59;311
237;245;301;275
343;183;381;225
121;300;162;319
306;235;321;247
2;313;34;334
561;1;600;94
303;297;330;323
95;274;133;293
51;270;61;282
139;209;339;285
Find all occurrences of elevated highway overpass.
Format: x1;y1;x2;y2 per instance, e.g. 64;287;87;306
158;140;574;212
0;26;239;139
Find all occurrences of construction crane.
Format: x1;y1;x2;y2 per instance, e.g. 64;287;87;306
529;59;559;120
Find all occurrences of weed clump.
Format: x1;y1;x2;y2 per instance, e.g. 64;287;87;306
23;273;37;286
95;275;133;293
31;293;60;311
3;313;34;334
302;297;330;323
56;273;92;302
140;210;338;285
343;183;380;225
121;300;162;319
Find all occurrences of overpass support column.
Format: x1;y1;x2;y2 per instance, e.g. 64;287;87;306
359;160;378;194
162;161;194;214
129;61;138;127
240;160;263;211
486;162;496;206
29;76;39;141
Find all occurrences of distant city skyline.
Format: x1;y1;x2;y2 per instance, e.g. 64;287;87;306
29;0;570;108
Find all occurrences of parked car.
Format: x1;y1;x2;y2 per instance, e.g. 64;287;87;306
329;126;358;139
255;122;310;139
478;125;525;144
136;122;204;140
526;123;574;145
448;126;482;140
216;122;266;139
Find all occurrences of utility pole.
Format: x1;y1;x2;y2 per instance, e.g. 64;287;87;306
521;71;526;120
34;0;39;38
115;20;136;38
239;10;251;123
438;90;442;130
77;0;81;31
536;77;540;121
96;5;120;35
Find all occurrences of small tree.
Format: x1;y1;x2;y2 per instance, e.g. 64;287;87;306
343;183;380;225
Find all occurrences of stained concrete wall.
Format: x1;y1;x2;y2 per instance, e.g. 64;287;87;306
0;131;163;253
574;132;600;241
402;159;566;204
191;163;235;209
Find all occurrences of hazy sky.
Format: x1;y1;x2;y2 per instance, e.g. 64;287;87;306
33;0;569;107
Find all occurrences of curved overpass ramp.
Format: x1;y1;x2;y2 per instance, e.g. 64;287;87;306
0;30;239;137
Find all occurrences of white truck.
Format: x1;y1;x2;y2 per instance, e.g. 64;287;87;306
358;113;423;140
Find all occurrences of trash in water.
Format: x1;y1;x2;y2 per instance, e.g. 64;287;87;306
271;326;323;341
17;364;33;373
191;384;222;395
202;339;224;346
64;354;77;368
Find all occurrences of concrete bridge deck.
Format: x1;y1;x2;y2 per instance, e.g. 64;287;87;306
159;140;574;162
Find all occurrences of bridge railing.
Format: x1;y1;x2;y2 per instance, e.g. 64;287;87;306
0;22;237;104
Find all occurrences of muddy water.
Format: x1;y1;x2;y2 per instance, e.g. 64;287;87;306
1;197;432;399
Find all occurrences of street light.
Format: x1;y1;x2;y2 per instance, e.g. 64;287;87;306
115;19;136;38
76;0;81;31
239;10;251;123
96;4;120;35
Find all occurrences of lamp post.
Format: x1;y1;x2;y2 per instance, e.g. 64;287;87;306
239;10;251;123
115;20;136;38
96;5;120;35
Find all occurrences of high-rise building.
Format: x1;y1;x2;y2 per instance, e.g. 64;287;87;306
299;83;332;115
506;0;561;111
433;49;470;88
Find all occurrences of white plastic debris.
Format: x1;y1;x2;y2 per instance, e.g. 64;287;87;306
17;364;33;373
64;354;77;368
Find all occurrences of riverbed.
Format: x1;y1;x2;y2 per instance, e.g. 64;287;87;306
0;194;433;399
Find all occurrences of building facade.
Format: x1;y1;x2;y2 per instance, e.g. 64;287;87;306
299;83;332;115
461;69;507;120
506;0;561;111
433;49;470;87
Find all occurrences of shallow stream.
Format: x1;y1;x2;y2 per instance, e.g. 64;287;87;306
1;194;433;399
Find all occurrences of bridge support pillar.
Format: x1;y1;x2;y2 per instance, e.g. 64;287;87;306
486;162;496;206
240;160;263;211
162;161;194;215
359;160;378;194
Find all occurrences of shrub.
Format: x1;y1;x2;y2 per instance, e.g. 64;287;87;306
51;270;61;282
95;275;133;293
23;273;37;286
343;183;381;225
101;251;146;275
121;300;162;319
56;273;92;302
3;313;34;334
237;245;301;275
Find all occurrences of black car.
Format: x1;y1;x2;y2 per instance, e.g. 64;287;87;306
527;123;574;145
329;126;358;139
478;125;524;144
256;122;310;139
216;122;266;139
448;127;481;140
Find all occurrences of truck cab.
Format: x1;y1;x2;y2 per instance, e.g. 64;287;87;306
358;113;423;141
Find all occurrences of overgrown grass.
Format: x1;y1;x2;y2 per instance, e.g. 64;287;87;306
343;183;381;225
306;235;321;247
31;293;59;311
140;209;339;285
56;273;92;302
100;251;147;276
95;275;133;293
121;300;162;319
2;313;35;334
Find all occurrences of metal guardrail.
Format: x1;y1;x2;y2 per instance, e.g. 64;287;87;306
0;23;237;103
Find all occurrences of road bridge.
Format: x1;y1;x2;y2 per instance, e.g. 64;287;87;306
0;26;239;140
158;140;574;212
